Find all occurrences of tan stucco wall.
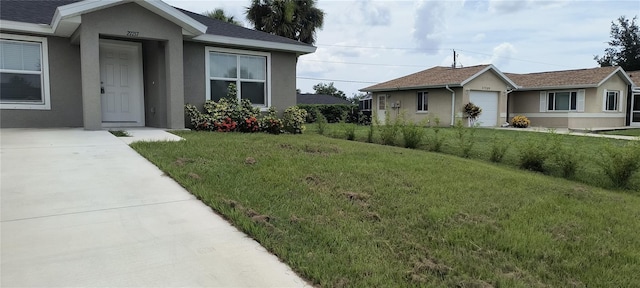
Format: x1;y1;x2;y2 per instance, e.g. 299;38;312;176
595;74;628;112
373;89;454;126
568;117;625;128
461;71;509;126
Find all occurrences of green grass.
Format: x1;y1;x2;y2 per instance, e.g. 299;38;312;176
132;131;640;287
599;128;640;137
315;124;640;190
109;130;131;137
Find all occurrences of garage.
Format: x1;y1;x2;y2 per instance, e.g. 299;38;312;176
469;91;499;127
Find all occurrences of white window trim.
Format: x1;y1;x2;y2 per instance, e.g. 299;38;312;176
378;94;386;110
547;91;578;112
417;91;428;113
204;46;271;111
603;89;622;112
0;33;50;110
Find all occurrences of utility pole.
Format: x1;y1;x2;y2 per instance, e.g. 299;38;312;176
452;49;457;68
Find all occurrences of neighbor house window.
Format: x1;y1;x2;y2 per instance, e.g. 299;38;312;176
605;91;619;111
361;98;372;111
0;34;50;110
548;91;577;111
206;47;270;107
417;91;428;112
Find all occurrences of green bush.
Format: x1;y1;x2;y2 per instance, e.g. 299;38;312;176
379;111;400;146
426;117;446;152
454;119;477;158
316;110;328;135
401;118;425;149
489;136;510;163
343;123;357;140
297;104;359;123
597;141;640;189
261;107;283;134
518;138;549;172
283;106;307;134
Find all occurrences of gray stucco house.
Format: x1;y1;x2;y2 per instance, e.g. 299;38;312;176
0;0;315;129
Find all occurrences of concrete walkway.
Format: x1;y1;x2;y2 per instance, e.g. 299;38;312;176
0;128;309;287
497;127;639;141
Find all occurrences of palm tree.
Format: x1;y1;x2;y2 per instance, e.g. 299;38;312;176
204;8;242;26
246;0;324;45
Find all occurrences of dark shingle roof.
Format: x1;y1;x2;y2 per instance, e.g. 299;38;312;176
297;94;353;105
0;0;80;24
0;0;312;48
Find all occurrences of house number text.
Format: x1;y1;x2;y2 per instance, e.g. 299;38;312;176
481;86;491;90
127;31;139;37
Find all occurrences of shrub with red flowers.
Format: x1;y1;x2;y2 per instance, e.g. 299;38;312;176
214;117;237;132
239;116;261;133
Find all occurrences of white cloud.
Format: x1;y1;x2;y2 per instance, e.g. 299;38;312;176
412;0;464;54
357;0;391;26
488;0;571;13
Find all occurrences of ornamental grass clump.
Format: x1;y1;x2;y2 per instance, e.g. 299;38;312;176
454;119;477;158
597;141;640;189
401;117;426;149
489;136;510;163
316;109;328;135
379;110;400;146
518;137;550;172
426;117;446;152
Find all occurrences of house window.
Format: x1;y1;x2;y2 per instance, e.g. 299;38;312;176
361;98;372;111
548;91;577;111
417;91;428;112
0;34;50;110
378;95;386;110
605;91;619;111
206;47;270;108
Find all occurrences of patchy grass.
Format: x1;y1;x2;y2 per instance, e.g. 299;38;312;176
314;124;640;190
132;131;640;287
599;128;640;137
109;130;131;137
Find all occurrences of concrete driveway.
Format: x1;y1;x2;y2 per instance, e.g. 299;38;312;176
0;128;308;287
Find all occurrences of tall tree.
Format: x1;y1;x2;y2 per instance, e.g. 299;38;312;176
313;82;346;100
204;8;242;26
594;16;640;71
245;0;324;45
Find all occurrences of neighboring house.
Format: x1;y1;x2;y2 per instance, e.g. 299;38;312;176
362;65;638;128
627;71;640;126
296;93;352;105
506;67;635;128
0;0;315;129
360;64;517;127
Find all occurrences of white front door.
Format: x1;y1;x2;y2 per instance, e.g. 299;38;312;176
469;91;499;127
377;94;386;124
99;40;144;127
632;92;640;126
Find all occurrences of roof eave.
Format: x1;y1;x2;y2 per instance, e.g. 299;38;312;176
190;34;316;54
515;85;599;91
460;64;520;89
51;0;208;37
0;20;53;35
361;84;462;93
597;67;635;86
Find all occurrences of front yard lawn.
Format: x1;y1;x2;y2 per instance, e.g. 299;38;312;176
132;132;640;287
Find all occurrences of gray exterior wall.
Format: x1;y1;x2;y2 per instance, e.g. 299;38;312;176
80;2;184;129
182;42;298;115
143;40;168;128
1;36;83;128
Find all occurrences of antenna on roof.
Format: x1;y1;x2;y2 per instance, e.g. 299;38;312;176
452;49;458;68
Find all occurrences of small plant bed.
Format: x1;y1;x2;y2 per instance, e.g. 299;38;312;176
132;132;640;287
310;123;640;191
109;130;130;137
599;128;640;137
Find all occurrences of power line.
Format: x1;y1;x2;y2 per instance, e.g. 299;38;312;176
315;43;448;51
296;76;378;84
298;59;425;68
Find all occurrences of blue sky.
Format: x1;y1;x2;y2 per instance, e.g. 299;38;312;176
166;0;640;97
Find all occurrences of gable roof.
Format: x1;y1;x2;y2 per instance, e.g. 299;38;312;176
626;70;639;86
505;66;634;90
297;94;353;105
0;0;315;54
361;64;517;92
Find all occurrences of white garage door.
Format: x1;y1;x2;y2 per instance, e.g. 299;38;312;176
469;91;499;127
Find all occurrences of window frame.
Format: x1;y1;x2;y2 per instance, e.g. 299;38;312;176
604;90;620;112
204;47;271;110
547;91;577;111
417;91;428;112
0;33;50;110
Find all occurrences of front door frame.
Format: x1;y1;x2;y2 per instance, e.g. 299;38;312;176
632;90;640;127
99;39;145;127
